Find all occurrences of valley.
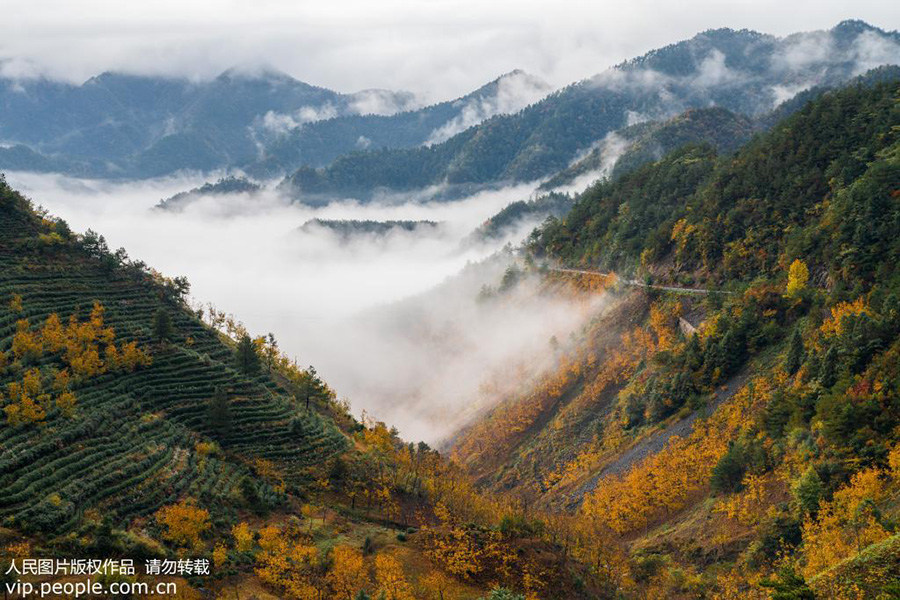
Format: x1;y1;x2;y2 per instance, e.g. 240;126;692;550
1;15;900;600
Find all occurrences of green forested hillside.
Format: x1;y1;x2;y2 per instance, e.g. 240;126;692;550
0;69;413;178
451;76;900;597
538;106;755;191
248;70;551;177
532;78;900;281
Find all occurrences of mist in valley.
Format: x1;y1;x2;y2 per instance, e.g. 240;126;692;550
5;170;601;442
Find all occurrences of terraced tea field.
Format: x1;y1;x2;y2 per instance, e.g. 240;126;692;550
0;184;348;535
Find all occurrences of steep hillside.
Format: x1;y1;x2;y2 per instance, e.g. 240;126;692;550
451;76;900;596
281;21;900;200
0;181;347;534
538;106;755;191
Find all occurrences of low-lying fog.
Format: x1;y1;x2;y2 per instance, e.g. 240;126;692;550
6;171;604;443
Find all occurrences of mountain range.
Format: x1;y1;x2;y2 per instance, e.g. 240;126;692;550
280;20;900;199
2;20;898;199
0;67;549;179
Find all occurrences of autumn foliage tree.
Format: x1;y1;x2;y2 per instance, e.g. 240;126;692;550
785;259;809;300
375;554;415;600
327;545;369;599
156;500;211;550
254;524;321;599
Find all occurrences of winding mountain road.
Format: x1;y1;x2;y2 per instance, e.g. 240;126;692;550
549;267;734;295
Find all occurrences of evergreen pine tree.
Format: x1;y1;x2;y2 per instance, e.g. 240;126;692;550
235;334;261;377
819;346;838;388
792;466;824;515
207;386;231;436
301;366;330;410
786;328;804;375
153;307;173;343
240;477;265;514
711;441;747;494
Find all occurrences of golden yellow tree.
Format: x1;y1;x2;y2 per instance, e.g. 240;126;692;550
419;571;453;600
424;524;485;580
785;259;809;299
156;500;211;550
327;545;368;599
212;544;228;569
375;554;415;600
11;319;42;361
41;314;66;353
819;297;868;338
801;467;890;577
3;369;49;426
119;341;151;371
232;522;255;552
56;390;77;417
888;443;900;475
254;525;320;600
8;294;23;313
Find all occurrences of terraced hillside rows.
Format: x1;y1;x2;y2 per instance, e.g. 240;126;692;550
0;179;347;536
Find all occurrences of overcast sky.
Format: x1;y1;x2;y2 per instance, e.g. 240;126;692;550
0;0;897;103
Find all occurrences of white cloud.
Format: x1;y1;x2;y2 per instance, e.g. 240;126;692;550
349;89;419;116
426;70;553;145
851;29;900;74
259;102;339;135
691;49;744;88
551;131;632;194
769;81;813;105
3;170;564;441
773;31;835;72
626;110;650;126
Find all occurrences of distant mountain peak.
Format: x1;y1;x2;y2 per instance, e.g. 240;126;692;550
832;19;880;35
215;65;298;84
695;27;769;40
465;69;552;101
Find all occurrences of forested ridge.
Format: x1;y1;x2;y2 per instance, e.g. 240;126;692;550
448;76;900;597
280;22;900;201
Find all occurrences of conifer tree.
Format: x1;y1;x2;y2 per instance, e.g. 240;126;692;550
153;307;173;343
235;334;261;377
207;386;231;436
786;328;804;375
819;346;838;388
792;466;823;515
300;365;330;410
